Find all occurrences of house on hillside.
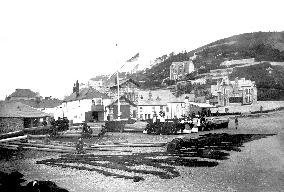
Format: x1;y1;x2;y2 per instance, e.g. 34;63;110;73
211;77;257;106
137;89;195;120
108;78;140;102
0;101;50;133
170;60;194;81
107;96;137;120
55;81;111;124
6;89;40;101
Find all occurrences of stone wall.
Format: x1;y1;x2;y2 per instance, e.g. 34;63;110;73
0;117;24;133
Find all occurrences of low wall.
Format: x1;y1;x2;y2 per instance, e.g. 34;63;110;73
211;101;284;114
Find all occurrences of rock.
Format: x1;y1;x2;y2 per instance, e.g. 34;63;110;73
167;138;184;152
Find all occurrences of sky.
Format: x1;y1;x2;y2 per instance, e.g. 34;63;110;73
0;0;283;100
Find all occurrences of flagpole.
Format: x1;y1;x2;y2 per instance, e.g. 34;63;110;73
116;43;121;121
117;70;120;120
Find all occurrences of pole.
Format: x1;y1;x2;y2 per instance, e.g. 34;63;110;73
117;70;121;120
115;42;121;121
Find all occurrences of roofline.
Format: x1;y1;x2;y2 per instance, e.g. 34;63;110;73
137;104;167;106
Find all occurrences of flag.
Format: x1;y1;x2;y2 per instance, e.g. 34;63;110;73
131;63;139;74
126;53;139;62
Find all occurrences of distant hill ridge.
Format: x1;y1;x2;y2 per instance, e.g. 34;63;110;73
90;32;284;100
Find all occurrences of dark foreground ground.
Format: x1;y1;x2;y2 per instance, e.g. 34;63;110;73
1;111;284;192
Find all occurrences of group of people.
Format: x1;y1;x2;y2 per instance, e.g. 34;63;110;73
49;117;70;136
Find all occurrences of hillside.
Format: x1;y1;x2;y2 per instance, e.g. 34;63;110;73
91;31;284;99
132;32;284;90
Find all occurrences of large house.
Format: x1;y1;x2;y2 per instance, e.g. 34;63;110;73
211;77;257;106
0;101;50;133
55;81;111;124
170;60;194;81
137;89;195;120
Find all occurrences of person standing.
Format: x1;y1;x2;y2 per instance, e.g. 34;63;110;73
235;116;239;130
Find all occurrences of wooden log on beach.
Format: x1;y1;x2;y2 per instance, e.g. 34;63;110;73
0;130;24;140
89;142;166;148
27;134;49;139
0;135;28;143
9;142;75;151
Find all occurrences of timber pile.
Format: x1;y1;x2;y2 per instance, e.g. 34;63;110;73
0;136;166;153
0;130;24;140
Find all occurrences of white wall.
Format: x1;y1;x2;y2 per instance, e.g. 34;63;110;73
137;105;167;120
167;102;186;119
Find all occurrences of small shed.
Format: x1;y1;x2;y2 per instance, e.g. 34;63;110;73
107;96;137;120
0;101;50;133
187;102;216;116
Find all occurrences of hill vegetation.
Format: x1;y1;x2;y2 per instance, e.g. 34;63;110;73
92;31;284;100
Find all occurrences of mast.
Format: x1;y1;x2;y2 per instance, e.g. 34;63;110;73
117;70;121;120
116;43;121;120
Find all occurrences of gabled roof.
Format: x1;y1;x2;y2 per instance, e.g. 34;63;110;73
64;87;110;102
0;101;50;118
137;89;195;106
12;99;62;108
37;99;63;108
108;96;137;107
109;78;140;89
7;89;38;99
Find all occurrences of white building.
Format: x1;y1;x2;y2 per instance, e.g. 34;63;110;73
54;87;111;124
137;89;195;120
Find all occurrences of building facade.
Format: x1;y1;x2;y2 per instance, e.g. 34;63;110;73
55;82;111;124
137;89;195;120
0;101;50;133
108;78;140;103
211;77;257;106
107;96;137;120
170;60;194;81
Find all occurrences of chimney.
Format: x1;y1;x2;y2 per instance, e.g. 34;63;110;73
76;80;79;97
73;83;76;93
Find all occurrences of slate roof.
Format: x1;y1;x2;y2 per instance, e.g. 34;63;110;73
137;89;195;106
108;96;137;107
109;78;140;89
0;101;50;118
64;87;110;102
7;89;38;99
12;99;62;108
